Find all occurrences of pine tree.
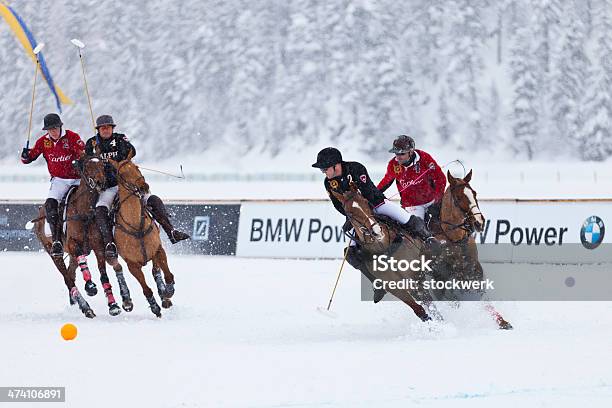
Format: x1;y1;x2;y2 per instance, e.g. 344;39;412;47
551;4;588;153
510;27;539;160
578;0;612;161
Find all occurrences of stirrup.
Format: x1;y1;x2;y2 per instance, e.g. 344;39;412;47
51;241;63;258
105;242;118;259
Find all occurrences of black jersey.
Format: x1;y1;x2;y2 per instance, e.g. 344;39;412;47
85;133;136;187
324;161;386;216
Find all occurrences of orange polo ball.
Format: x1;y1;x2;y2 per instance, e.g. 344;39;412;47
60;323;78;341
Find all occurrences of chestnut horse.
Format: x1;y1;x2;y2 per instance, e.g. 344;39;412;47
330;183;441;322
429;170;512;329
33;156;133;318
108;158;175;317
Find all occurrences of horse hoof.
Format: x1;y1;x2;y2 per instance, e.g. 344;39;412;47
109;303;121;316
84;281;98;297
152;309;162;318
122;300;134;312
161;298;173;309
420;314;432;322
498;320;513;330
84;309;96;319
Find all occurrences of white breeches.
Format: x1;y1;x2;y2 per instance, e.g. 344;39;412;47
373;200;412;224
402;199;435;220
48;177;80;201
96;187;152;209
96;186;119;209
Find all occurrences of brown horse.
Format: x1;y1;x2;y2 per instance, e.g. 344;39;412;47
330;183;441;322
429;170;512;329
108;158;175;317
33;156;133;318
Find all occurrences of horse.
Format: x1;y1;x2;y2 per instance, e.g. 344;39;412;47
429;170;512;330
32;156;133;318
108;158;175;317
330;182;441;322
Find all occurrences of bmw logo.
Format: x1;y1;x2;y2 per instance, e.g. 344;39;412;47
580;216;605;250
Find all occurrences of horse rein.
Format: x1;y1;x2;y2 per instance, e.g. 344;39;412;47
113;160;156;264
440;183;483;242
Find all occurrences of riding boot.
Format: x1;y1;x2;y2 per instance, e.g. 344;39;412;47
95;206;117;259
45;198;63;258
345;246;387;303
403;215;442;255
147;195;190;244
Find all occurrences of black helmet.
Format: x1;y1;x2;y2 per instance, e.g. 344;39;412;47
96;114;116;128
42;113;63;130
389;135;415;154
312;147;342;169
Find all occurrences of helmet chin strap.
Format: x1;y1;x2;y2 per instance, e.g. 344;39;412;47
398;151;415;166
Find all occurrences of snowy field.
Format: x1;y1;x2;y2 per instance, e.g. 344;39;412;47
1;252;611;408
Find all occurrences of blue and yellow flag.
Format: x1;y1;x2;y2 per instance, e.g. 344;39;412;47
0;1;72;112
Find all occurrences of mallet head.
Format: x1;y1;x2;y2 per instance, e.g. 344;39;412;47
70;38;85;49
32;42;45;55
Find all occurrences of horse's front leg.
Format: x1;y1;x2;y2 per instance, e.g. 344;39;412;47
93;251;121;316
66;255;78;305
52;254;95;318
107;257;133;312
126;261;161;318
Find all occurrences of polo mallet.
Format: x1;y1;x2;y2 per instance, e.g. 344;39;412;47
317;233;355;317
25;42;45;149
138;164;186;179
70;38;96;132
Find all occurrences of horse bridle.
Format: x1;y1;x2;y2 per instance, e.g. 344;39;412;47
342;192;383;241
441;182;484;238
80;157;107;193
116;161;147;199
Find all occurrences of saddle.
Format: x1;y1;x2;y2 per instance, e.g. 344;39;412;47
107;193;155;232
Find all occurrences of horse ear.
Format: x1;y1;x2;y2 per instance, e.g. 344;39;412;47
127;149;135;161
349;181;359;192
447;170;456;184
464;169;473;183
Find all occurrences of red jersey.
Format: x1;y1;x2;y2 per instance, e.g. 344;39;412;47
22;129;85;179
377;149;446;207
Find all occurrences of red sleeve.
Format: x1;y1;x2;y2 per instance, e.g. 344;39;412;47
23;136;44;163
377;159;396;192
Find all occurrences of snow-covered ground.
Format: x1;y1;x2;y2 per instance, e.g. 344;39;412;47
1;252;611;407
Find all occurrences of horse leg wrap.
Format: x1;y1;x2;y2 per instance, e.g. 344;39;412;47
165;283;175;298
77;255;92;282
70;287;90;311
102;282;116;305
115;271;131;301
146;295;161;317
153;268;166;298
